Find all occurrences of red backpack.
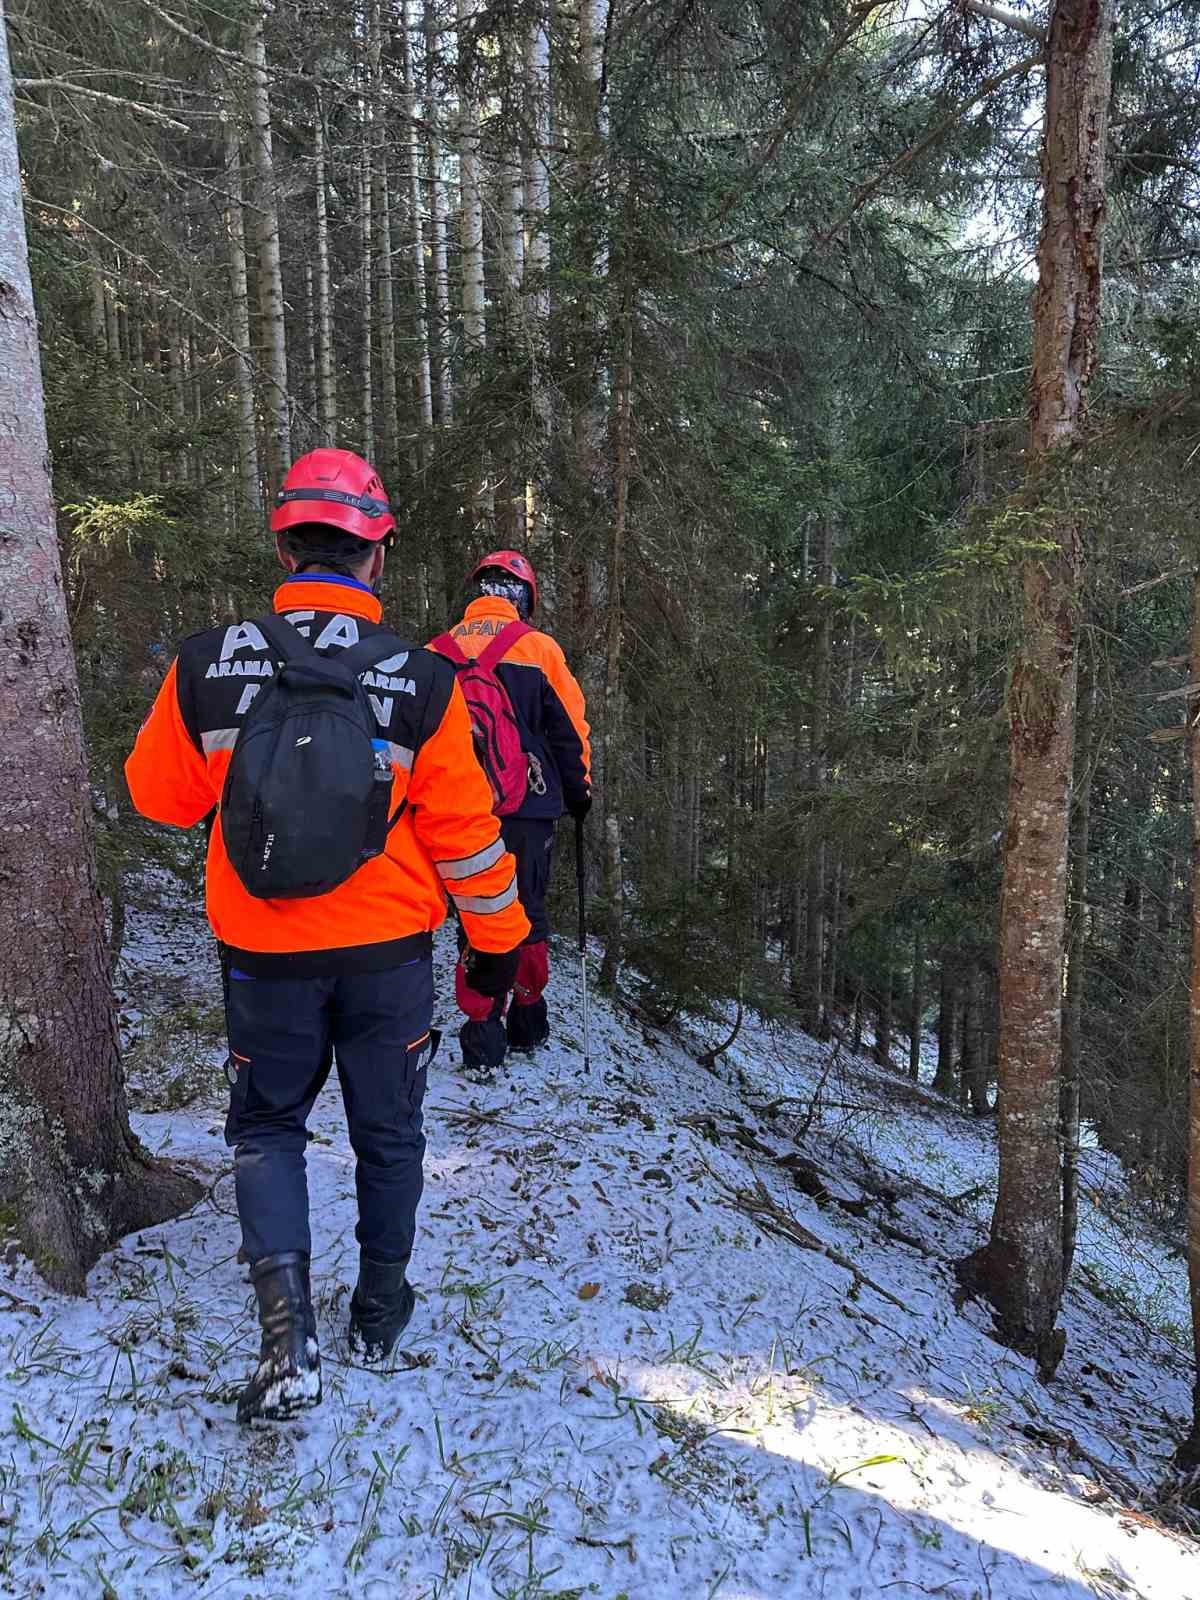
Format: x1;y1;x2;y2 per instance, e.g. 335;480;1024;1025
430;621;532;815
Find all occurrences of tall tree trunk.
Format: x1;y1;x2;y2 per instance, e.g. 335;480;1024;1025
933;955;959;1098
400;0;434;441
223;112;262;515
457;0;487;529
1178;570;1200;1470
519;1;552;542
598;294;632;989
1062;657;1095;1279
959;0;1114;1377
0;11;202;1290
962;960;989;1117
424;0;453;426
457;0;486;361
802;516;833;1035
369;0;400;486
496;62;527;547
909;926;924;1082
247;9;291;497
89;264;108;356
523;4;551;323
164;306;188;481
825;850;844;1023
313;103;337;445
874;956;893;1070
358;89;374;456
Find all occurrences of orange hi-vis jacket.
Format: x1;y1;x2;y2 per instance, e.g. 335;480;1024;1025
126;575;530;976
434;597;591;821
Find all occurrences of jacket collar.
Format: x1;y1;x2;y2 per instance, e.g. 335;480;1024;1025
463;595;520;625
273;575;383;624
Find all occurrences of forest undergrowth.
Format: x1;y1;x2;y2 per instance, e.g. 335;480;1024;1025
0;874;1193;1600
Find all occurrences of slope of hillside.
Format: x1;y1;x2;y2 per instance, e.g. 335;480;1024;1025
0;882;1195;1600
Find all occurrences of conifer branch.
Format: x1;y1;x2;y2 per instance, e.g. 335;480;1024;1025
960;0;1048;44
15;79;191;133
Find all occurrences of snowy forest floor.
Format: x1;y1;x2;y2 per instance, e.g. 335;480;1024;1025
1;879;1198;1599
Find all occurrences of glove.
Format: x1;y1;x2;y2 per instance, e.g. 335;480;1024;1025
566;792;592;822
465;945;520;998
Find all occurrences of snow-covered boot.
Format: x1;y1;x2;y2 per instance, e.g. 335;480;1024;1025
347;1254;415;1368
236;1252;322;1424
506;996;549;1053
460;1017;507;1081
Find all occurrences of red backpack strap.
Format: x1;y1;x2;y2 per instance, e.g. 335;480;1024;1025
476;620;531;671
429;631;470;666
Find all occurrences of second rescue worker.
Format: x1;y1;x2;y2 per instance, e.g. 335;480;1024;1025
432;551;590;1075
125;450;529;1424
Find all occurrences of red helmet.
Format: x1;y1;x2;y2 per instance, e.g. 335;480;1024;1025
271;449;395;544
471;549;538;609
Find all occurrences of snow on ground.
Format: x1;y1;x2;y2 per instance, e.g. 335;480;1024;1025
0;885;1196;1599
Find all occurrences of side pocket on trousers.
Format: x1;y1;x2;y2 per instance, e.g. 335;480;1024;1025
223;1049;252;1147
401;1028;440;1114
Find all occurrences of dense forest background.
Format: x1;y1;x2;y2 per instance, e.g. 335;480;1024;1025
10;0;1200;1261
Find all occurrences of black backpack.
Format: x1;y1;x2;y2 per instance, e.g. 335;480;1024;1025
220;613;412;900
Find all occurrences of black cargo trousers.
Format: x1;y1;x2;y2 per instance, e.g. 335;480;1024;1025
222;956;439;1267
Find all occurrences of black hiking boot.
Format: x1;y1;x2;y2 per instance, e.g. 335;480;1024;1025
347;1254;416;1369
236;1252;322;1424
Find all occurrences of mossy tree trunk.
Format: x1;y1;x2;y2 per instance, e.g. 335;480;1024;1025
958;0;1114;1376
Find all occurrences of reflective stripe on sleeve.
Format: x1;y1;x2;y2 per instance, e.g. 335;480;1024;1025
436;839;506;882
450;878;519;915
201;728;240;753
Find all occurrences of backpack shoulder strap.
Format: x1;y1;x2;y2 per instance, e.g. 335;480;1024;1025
476;620;531;671
338;629;417;676
257;612;313;662
429;631;470;667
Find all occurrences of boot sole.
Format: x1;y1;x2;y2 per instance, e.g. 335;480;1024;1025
237;1368;323;1425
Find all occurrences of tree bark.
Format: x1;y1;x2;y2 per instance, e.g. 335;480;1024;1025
400;0;434;440
962;960;989;1117
598;294;632;989
224;109;262;512
1178;569;1200;1470
1061;656;1095;1280
909;925;924;1081
802;515;833;1035
523;4;551;325
313;103;337;445
370;0;400;487
457;0;486;362
933;955;959;1097
163;305;188;482
959;0;1114;1377
246;10;291;497
0;10;202;1291
358;87;375;456
457;0;487;530
874;957;893;1070
424;0;453;426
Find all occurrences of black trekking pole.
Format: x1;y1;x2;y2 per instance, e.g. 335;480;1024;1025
575;815;591;1072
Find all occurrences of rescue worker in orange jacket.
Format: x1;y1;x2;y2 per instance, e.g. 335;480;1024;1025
125;451;529;1424
431;552;590;1074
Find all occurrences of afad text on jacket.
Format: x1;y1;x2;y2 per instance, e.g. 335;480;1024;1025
433;596;591;821
126;575;530;974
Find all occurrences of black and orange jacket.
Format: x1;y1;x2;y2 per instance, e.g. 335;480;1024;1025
126;575;530;975
432;597;591;821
